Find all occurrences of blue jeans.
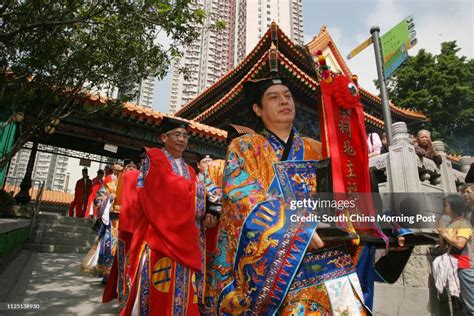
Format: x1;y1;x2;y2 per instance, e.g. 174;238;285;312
458;268;474;316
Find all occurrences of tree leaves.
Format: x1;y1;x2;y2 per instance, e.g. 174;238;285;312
0;0;207;168
385;41;473;155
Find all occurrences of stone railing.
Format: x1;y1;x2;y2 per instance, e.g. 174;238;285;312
369;122;470;195
370;122;472;315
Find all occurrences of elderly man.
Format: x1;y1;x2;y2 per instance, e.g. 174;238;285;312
415;129;442;164
120;117;215;316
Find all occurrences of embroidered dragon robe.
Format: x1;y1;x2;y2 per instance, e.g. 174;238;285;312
208;128;369;315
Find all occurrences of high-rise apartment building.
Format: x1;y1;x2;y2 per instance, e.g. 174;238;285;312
169;0;233;113
169;0;303;113
119;76;156;108
134;76;156;108
7;148;69;191
235;0;304;63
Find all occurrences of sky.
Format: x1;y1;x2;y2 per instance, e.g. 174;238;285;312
152;0;473;114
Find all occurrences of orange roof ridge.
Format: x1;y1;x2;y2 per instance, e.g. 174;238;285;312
358;87;427;119
195;50;273;121
176;22;308;117
3;185;74;206
122;102;226;138
306;26;352;77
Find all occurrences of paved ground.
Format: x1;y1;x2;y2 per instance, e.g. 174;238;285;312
0;250;120;315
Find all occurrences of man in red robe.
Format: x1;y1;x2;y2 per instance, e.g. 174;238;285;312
87;169;104;219
120;117;216;316
68;168;92;217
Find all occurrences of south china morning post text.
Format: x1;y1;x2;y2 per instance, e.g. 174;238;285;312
288;196;438;227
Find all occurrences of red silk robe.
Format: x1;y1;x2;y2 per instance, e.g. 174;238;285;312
87;176;103;218
103;169;140;303
68;177;92;217
121;148;204;316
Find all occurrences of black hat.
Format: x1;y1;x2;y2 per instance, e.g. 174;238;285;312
197;154;214;163
224;124;256;143
123;159;137;167
160;117;190;134
243;77;287;105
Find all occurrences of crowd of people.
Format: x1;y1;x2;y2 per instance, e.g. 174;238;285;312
366;129;443;165
67;75;472;315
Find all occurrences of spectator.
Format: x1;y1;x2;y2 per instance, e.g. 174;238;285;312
367;132;383;157
414;129;442;164
460;183;474;224
437;194;473;316
381;132;388;154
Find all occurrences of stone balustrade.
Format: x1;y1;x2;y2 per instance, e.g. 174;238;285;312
369;122;469;195
370;121;472;315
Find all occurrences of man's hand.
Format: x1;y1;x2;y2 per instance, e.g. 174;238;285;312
308;231;325;251
204;213;218;228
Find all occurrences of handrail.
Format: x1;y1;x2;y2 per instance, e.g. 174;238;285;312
28;180;45;238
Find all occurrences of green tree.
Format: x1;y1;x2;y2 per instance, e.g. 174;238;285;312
385;41;474;154
0;0;209;169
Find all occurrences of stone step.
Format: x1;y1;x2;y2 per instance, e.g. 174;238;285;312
23;243;91;254
36;220;95;229
31;230;97;240
34;223;96;235
36;237;95;248
37;213;95;227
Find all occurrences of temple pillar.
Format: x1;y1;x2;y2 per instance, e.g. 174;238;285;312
383;121;421;193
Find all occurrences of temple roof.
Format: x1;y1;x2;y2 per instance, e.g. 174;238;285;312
176;22;317;119
85;93;227;142
175;23;416;130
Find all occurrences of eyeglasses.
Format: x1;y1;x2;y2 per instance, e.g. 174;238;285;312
166;131;190;139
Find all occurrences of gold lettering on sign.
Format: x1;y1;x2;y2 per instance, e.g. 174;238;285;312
343;141;356;156
346;160;356;178
338;121;352;137
347;182;358;193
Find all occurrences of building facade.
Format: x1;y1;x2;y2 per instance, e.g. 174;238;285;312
7;148;69;192
235;0;304;62
168;0;304;113
119;76;155;108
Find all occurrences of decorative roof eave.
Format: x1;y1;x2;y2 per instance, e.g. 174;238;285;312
121;103;227;141
194;51;272;122
364;112;384;128
306;26;352;77
83;94;227;142
194;49;319;123
359;87;428;121
177;23;316;118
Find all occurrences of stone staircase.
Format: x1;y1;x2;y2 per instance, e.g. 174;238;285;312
24;212;97;253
